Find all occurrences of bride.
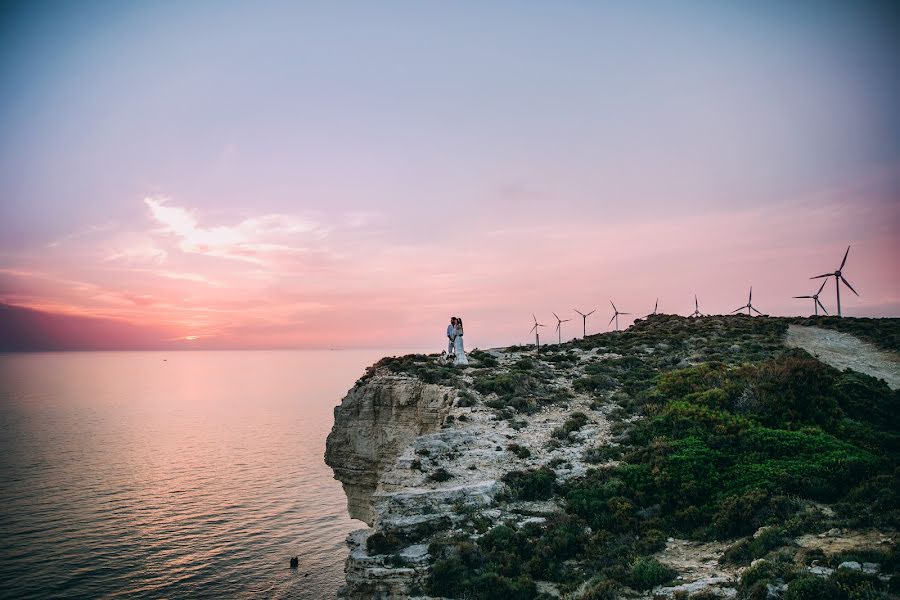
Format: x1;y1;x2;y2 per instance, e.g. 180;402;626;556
453;317;468;365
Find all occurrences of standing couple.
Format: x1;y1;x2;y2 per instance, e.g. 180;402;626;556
446;317;468;365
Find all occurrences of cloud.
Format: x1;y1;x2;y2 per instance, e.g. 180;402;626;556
46;222;117;248
144;197;329;264
157;271;221;286
102;232;168;264
344;211;377;228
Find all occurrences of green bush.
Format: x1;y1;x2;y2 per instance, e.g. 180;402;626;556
502;468;556;501
626;556;674;589
508;443;531;459
514;357;535;371
470;349;500;368
552;411;590;440
784;574;841;600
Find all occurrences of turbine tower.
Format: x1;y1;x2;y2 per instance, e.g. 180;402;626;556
811;245;858;317
573;308;595;337
530;314;546;351
793;279;829;316
690;295;703;318
651;298;659;316
732;287;762;316
553;312;571;344
608;301;630;332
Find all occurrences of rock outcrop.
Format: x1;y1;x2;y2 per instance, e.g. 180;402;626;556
324;351;615;599
324;376;455;525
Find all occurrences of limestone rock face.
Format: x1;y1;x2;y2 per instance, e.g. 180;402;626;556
324;376;454;526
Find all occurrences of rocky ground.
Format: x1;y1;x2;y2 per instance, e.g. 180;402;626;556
325;315;899;600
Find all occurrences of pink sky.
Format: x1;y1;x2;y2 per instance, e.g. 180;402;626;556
1;2;898;350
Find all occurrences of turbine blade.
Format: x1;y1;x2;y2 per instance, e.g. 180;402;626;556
532;313;537;323
731;307;743;313
530;324;537;332
810;273;832;279
816;279;828;295
793;296;812;299
840;245;850;270
752;307;763;315
610;300;616;311
749;287;752;302
608;314;616;325
817;299;828;314
840;275;859;296
574;309;584;317
620;312;631;315
587;310;596;316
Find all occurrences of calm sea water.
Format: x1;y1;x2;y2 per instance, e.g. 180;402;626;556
0;350;409;600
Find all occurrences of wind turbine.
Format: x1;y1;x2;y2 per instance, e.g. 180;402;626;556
573;308;595;337
690;295;703;318
811;245;858;317
530;314;546;350
732;287;762;316
553;312;571;344
793;279;829;316
650;298;659;316
608;301;630;332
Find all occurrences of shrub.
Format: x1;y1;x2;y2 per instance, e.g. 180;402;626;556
508;443;531;459
626;556;674;590
580;578;619;600
584;445;624;464
552;412;590;440
721;526;787;564
456;390;477;407
469;349;499;368
428;468;453;482
830;569;885;599
783;574;841;600
514;357;535;371
502;467;556;501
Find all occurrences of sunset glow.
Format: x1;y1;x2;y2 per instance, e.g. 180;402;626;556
1;2;898;350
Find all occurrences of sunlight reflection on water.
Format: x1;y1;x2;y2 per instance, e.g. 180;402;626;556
0;349;412;599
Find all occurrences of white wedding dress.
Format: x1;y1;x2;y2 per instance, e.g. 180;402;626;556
454;328;468;365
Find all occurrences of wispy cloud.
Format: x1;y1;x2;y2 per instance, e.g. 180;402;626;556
157;271;221;286
46;222;117;248
344;211;378;228
103;232;168;264
144;197;330;265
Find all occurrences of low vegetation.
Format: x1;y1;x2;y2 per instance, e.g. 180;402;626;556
422;315;899;599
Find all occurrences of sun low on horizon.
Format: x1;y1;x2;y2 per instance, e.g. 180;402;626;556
1;1;899;351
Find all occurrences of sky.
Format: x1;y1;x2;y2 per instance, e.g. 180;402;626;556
1;0;899;350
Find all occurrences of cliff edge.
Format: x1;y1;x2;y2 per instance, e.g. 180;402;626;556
325;315;899;600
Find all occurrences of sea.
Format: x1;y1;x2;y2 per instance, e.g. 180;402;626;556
0;349;414;599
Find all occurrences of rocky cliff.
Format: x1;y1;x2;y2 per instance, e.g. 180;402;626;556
324;315;899;600
325;377;456;525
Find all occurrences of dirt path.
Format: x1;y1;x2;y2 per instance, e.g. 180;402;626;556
785;324;900;390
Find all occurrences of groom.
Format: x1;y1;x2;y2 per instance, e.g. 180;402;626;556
446;317;457;356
